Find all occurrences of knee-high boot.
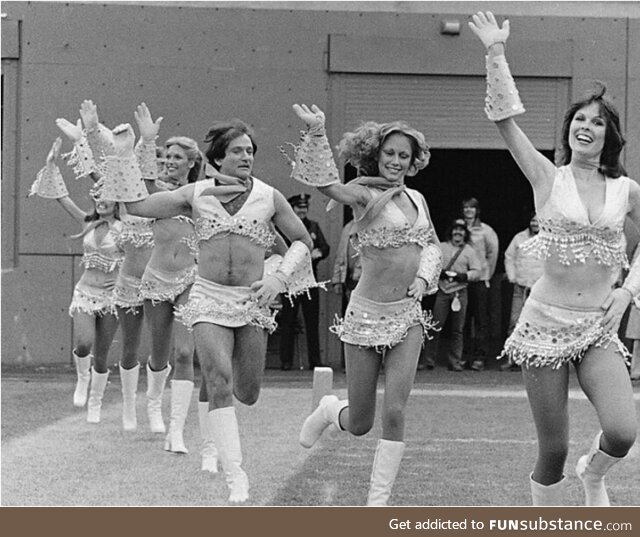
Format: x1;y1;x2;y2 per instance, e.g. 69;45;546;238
576;432;624;506
366;439;405;506
164;379;194;453
198;401;218;473
529;474;566;506
210;407;249;503
87;368;110;424
73;351;92;407
299;395;348;448
119;363;139;431
146;362;171;433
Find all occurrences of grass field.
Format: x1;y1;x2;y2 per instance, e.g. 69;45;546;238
2;364;639;506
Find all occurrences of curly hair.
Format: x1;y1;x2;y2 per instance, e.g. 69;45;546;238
557;82;626;178
336;121;430;177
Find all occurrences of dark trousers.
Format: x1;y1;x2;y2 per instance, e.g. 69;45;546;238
465;280;490;359
279;288;322;368
423;289;468;367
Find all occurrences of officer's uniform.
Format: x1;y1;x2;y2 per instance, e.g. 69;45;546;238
279;194;330;369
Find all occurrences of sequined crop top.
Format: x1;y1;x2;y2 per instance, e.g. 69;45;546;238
189;177;277;250
522;165;630;267
352;187;433;252
82;221;124;273
115;214;155;249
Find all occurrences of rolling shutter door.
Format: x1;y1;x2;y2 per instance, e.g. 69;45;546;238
333;74;569;150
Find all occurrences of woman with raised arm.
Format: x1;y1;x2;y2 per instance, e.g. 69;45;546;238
288;105;442;506
80;101;202;450
56;103;161;432
469;11;638;506
30;137;123;423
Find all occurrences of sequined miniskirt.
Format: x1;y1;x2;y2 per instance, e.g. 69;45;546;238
330;293;435;351
175;276;277;333
499;296;630;369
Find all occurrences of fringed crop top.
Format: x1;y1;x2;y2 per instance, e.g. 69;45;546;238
522;165;630;268
82;221;124;273
189;177;277;250
115;214;155;249
351;187;433;252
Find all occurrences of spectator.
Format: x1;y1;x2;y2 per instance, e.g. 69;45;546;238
419;219;481;371
461;197;499;370
279;193;330;370
501;212;544;370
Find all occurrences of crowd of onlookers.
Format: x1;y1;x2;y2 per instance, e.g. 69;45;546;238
282;195;639;381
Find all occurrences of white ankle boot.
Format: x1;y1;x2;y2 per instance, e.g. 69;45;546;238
164;380;194;453
210;407;248;503
146;363;171;433
576;432;623;506
73;352;92;407
299;395;348;448
87;368;110;423
119;363;139;431
367;439;405;506
529;474;566;506
198;402;218;473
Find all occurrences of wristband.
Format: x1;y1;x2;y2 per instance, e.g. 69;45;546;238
98;155;149;202
416;243;443;295
135;138;159;180
484;54;525;122
279;123;341;187
29;165;69;199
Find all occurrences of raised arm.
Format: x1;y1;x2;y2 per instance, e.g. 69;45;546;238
133;102;163;181
56;117;100;182
33;138;88;223
290;104;370;208
469;11;555;201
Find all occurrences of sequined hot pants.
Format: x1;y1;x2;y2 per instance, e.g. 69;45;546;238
69;279;116;317
175;276;277;333
330;293;435;351
499;296;630;369
140;264;196;305
113;272;144;311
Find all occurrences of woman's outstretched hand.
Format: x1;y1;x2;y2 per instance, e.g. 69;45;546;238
79;99;100;130
292;104;325;129
55;118;83;143
601;288;632;333
134;102;163;142
408;277;427;300
46;137;62;167
468;11;510;49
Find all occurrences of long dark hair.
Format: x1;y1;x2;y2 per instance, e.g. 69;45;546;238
557;82;626;178
203;119;257;170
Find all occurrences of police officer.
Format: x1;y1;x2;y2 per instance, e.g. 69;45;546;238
279;194;330;369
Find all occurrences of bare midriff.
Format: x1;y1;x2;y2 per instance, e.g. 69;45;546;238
531;257;619;309
147;218;195;273
354;243;421;302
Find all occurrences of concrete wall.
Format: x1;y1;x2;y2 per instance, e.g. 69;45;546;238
2;1;639;367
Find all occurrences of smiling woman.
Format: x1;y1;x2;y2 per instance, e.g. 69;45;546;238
287;103;443;506
469;10;638;507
